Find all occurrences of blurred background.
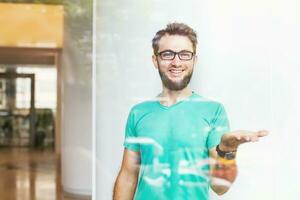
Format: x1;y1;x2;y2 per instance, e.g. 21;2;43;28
0;0;92;200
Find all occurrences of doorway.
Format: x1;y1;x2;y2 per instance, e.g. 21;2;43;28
0;47;61;153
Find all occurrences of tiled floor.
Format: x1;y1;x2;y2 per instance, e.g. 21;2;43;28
0;148;90;200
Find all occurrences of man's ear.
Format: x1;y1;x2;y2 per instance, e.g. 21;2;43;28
152;54;159;69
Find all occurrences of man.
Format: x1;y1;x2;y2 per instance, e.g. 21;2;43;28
113;23;268;200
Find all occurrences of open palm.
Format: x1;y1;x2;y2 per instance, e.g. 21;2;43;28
219;130;269;152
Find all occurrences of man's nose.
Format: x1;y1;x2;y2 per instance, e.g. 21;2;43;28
171;54;181;66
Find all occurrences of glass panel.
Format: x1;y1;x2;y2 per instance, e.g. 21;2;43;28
17;67;57;110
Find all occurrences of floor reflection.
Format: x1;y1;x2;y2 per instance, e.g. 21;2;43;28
0;148;89;200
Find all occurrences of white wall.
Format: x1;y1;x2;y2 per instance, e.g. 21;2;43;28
96;0;300;199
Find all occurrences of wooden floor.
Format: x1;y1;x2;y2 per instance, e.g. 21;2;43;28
0;148;90;200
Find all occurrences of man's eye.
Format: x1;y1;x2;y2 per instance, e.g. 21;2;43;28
180;52;191;56
179;52;193;59
161;52;174;57
180;53;190;57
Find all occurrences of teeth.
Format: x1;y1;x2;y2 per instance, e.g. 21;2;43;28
170;70;183;73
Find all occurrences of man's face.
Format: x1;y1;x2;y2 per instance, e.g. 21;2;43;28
152;34;197;91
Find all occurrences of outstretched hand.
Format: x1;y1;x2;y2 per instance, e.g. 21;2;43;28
219;130;269;152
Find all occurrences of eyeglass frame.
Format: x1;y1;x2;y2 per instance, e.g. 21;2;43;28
155;50;195;61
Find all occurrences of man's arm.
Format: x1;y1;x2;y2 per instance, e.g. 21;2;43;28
209;130;269;195
113;149;141;200
209;147;237;195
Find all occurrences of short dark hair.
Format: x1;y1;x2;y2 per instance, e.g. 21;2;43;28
152;22;198;54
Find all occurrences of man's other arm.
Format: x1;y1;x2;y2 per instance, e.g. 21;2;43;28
209;130;268;195
113;149;140;200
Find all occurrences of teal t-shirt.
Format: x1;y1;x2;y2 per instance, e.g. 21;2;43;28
123;92;230;200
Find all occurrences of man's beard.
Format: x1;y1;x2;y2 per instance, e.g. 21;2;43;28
158;66;193;91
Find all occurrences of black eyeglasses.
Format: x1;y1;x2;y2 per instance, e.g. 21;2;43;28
156;50;194;61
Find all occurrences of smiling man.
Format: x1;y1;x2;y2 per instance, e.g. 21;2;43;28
113;23;268;200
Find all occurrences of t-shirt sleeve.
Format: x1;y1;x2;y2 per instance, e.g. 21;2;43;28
123;109;140;152
206;103;230;149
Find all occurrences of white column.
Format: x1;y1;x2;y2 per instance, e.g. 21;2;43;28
60;1;92;196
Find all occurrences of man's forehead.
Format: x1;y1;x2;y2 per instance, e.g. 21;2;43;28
158;34;193;51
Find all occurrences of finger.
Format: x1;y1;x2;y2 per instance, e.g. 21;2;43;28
256;130;269;137
240;134;260;143
236;136;251;144
250;136;259;142
235;130;269;139
240;133;265;143
234;132;252;140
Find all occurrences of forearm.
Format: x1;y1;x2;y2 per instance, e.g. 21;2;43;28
209;146;238;195
210;158;237;195
113;171;138;200
211;183;229;195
